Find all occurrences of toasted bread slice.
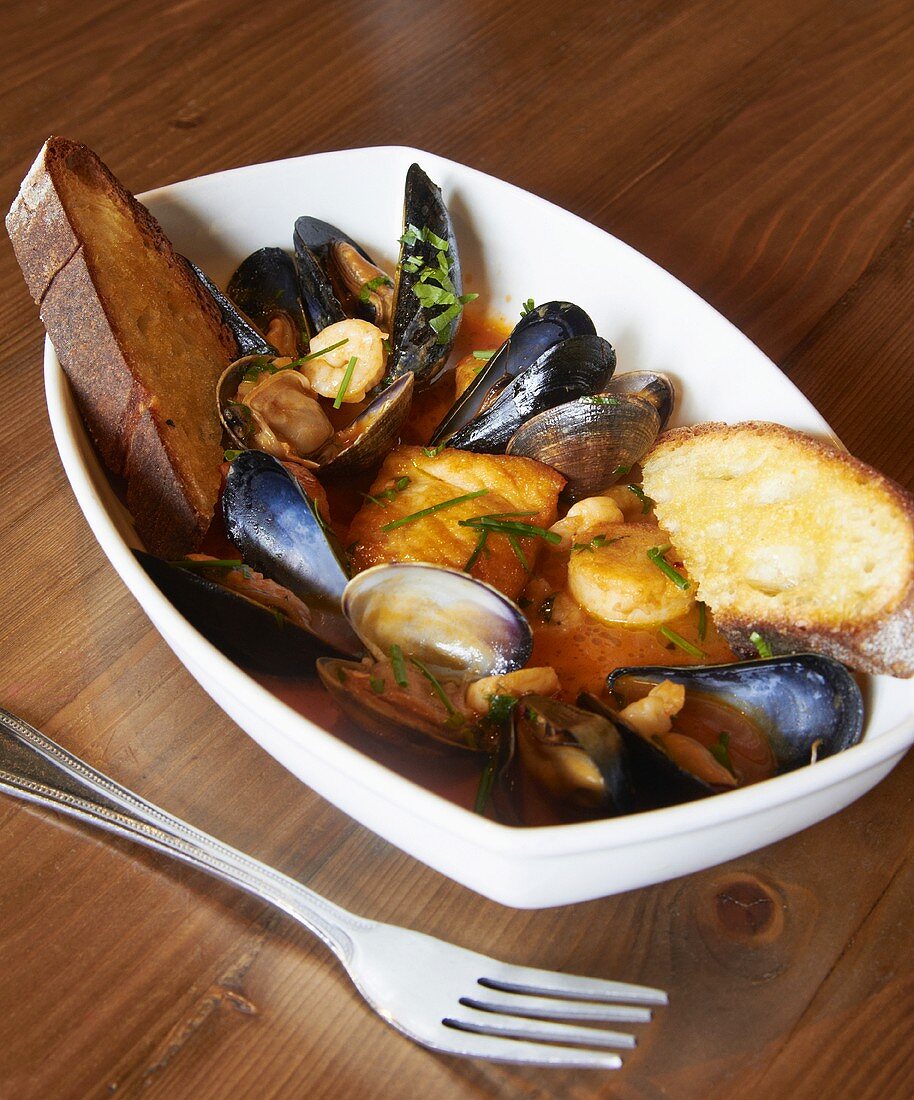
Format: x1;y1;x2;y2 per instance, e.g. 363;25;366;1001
641;422;914;677
6;137;237;557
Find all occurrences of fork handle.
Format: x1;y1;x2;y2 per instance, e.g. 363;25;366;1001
0;706;371;964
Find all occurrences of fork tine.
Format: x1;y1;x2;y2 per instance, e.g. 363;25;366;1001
459;991;652;1024
446;1007;636;1049
438;1026;625;1069
479;965;668;1005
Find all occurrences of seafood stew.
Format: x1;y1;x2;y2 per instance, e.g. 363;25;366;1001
131;160;876;828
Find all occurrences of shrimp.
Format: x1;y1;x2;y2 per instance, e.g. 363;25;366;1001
300;318;387;402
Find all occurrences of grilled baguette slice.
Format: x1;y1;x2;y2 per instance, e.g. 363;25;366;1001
641;422;914;677
6;137;237;557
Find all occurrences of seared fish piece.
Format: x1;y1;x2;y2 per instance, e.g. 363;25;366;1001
349;446;565;600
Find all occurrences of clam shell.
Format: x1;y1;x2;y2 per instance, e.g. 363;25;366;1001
317;372;415;477
506;392;660;499
603;370;675;430
342;562;532;677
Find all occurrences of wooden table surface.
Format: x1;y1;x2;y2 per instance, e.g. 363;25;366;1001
1;1;912;1097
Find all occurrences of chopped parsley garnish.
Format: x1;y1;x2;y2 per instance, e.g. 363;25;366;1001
647;544;690;589
709;732;736;776
359;274;393;303
520;298;536;317
627;484;651;513
333;355;359;408
390;644;408;687
398;225;476;343
750;631;773;658
658;626;705;658
380;489;489;531
486;693;519;726
697;601;707;643
472;349;496;360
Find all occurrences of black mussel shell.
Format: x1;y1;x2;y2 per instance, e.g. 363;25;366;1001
222;451;361;656
384;163;462;388
134;550;334;675
228;248;310;357
443;334;617;454
293;217;385;334
430;301;596;447
578;692;715;807
606;655;864;772
185;258;274;357
515;695;636;814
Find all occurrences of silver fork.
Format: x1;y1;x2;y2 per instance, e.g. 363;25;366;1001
0;705;666;1069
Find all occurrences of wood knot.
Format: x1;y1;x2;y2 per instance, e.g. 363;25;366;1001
172;109;204;129
712;875;784;943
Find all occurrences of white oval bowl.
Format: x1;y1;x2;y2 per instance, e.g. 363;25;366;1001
43;146;914;908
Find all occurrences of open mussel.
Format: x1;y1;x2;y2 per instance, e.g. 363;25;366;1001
441;334;617;455
576;654;865;808
430;301;596;447
515;696;635;814
506;391;661;499
293;217;394;334
228;247;310;358
383;163;463;388
222;451;361;656
134;550;341;676
318;563;533;751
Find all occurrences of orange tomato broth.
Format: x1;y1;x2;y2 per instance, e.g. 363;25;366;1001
207;307;753;824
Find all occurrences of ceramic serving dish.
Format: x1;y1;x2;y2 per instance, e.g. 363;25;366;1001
43;147;914;908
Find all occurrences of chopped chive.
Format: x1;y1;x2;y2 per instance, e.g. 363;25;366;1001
750;631;773;658
333;355;359;408
472;349;496;360
381;489;489;531
697;601;707;642
410;657;456;715
628;484;651;513
422;442;446;457
463;529;489;572
647;545;690;589
612;464;632;477
271;608;285;630
395;476;411;491
474;753;498;815
506;533;530;572
571;534;621;553
390;645;408;687
459;516;561;543
170;557;246;574
370;677;386;695
290;337;349;365
520;297;536;317
223;448;243;461
709;731;736;776
361;492;388;507
580;394;620;406
337;667;348;683
659;626;705;658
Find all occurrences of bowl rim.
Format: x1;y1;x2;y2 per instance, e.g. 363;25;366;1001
42;143;914;863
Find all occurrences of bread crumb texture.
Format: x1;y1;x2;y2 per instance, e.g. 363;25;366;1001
642;422;914;630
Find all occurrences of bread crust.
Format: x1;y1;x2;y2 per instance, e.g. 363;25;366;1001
7;137;237;557
644;421;914;677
